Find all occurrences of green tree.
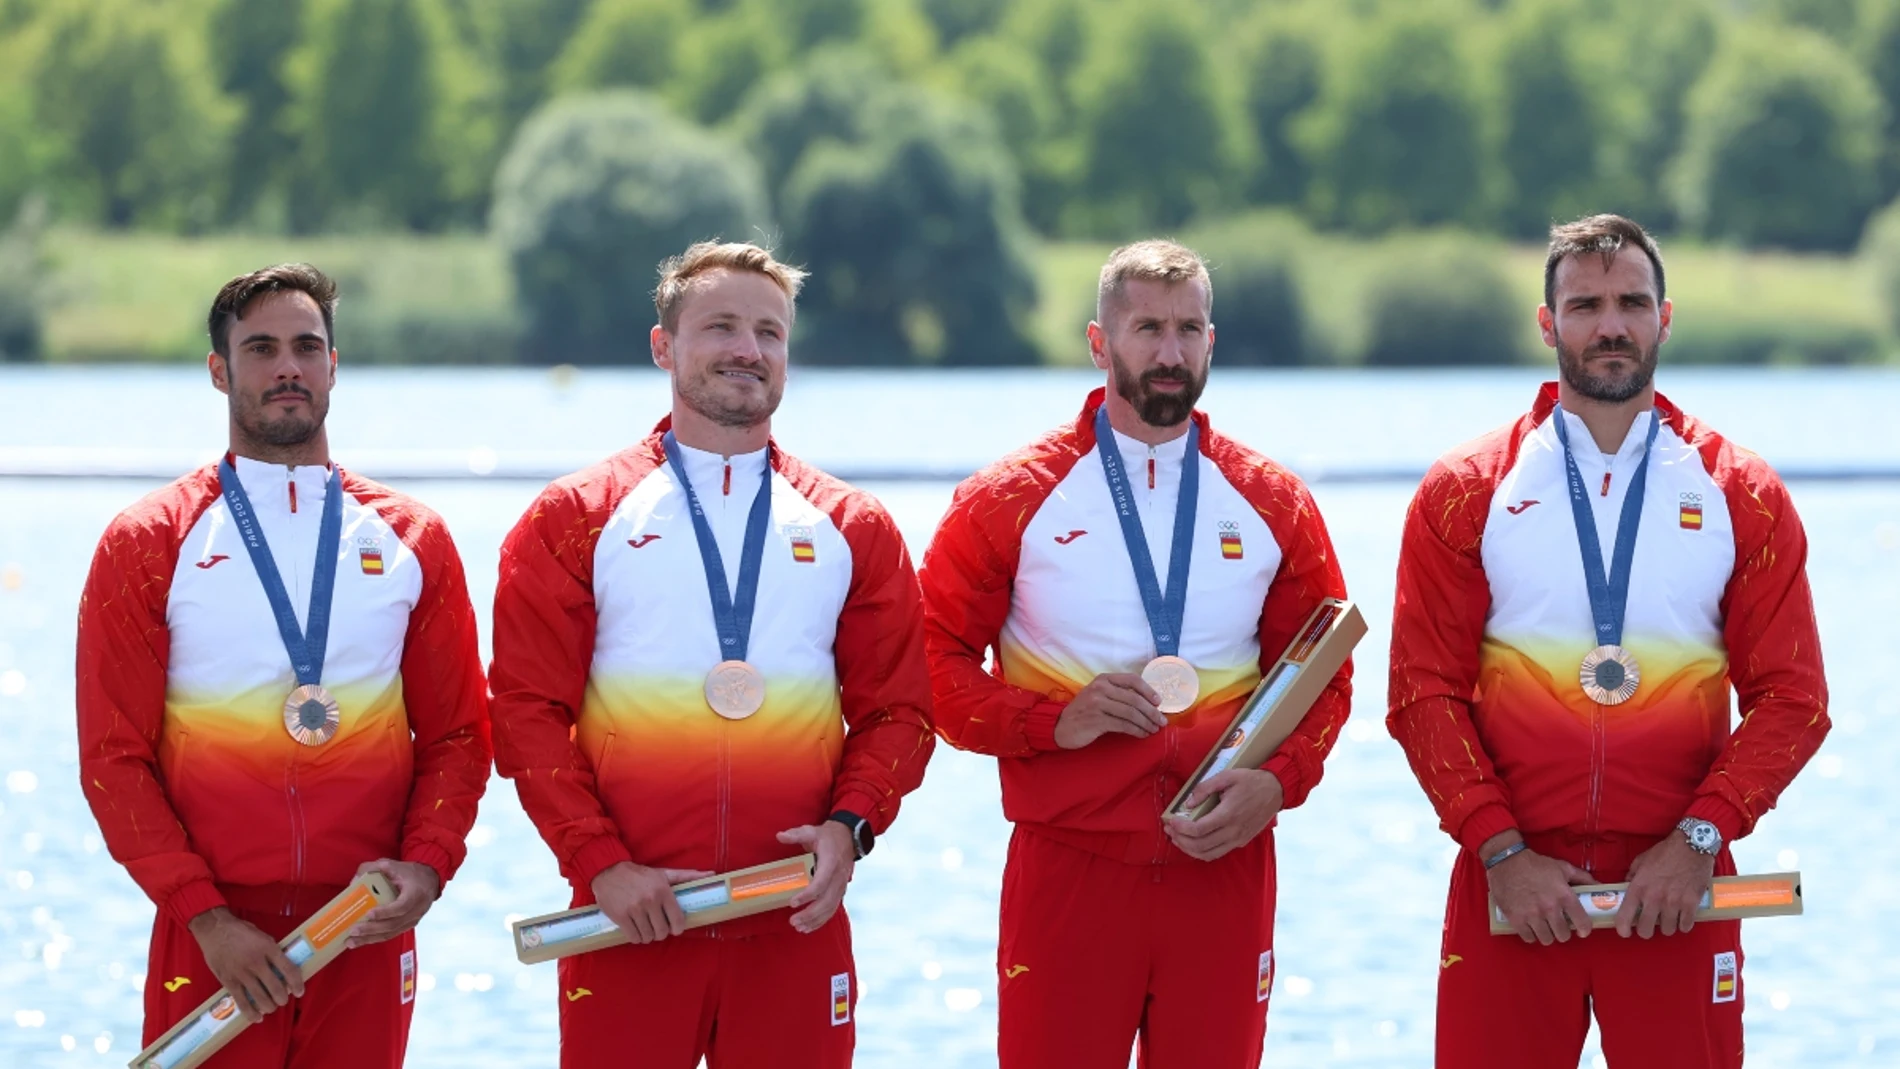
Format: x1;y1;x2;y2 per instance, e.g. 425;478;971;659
26;0;235;228
919;0;1009;46
1067;0;1253;235
551;0;691;93
740;55;1038;364
1296;4;1489;232
210;0;305;224
491;91;772;365
667;8;789;123
1671;25;1884;250
0;196;46;362
1236;7;1326;207
286;0;498;231
941;36;1067;229
1492;1;1608;237
1590;0;1720;231
1759;0;1859;40
442;0;592;134
1859;0;1900;199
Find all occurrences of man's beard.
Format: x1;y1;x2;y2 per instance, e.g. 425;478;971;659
678;363;783;428
1556;331;1658;403
235;384;326;448
1109;344;1207;428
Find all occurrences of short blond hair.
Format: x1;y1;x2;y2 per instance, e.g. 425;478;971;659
654;241;808;333
1096;239;1213;323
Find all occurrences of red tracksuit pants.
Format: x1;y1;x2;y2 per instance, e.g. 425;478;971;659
142;888;416;1068
996;827;1278;1069
1437;831;1745;1068
557;910;856;1068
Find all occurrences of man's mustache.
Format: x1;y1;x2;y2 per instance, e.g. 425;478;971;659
262;384;314;402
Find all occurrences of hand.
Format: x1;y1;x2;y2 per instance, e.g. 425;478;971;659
1162;769;1284;862
1614;834;1715;939
779;821;856;934
1052;673;1166;749
187;907;304;1024
347;859;443;948
1483;832;1596;946
591;862;715;944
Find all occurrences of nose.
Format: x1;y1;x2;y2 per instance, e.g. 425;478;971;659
1155;330;1187;368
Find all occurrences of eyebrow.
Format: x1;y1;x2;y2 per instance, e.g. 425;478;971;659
237;332;327;347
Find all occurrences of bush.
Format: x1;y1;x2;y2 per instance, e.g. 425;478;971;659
1237;8;1325;208
549;0;690;93
1663;318;1884;366
780;90;1040;366
337;305;522;365
1188;214;1312;366
1359;240;1523;367
1492;3;1609;238
1671;26;1884;251
491;91;772;365
0;197;46;362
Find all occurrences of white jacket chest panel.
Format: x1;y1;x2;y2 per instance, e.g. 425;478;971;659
1003;449;1281;678
1480;414;1735;651
591;466;852;680
167;464;420;700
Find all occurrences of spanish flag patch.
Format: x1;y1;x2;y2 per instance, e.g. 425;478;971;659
358;538;385;575
1219;520;1243;560
1680;493;1703;531
789;525;817;563
1712;951;1738;1003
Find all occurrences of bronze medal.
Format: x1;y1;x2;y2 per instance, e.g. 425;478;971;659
283;684;341;745
1141;655;1200;715
704;660;766;720
1578;644;1641;705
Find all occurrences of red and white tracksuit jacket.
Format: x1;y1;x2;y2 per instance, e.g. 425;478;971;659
921;389;1349;1067
1387;384;1829;1069
1387;384;1828;862
76;456;492;1062
488;421;935;929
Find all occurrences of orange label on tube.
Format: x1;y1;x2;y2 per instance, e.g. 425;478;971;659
1709;878;1797;910
305;884;378;950
730;862;811;901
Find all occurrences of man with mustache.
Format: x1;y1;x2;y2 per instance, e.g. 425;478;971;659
920;240;1351;1067
1387;215;1829;1068
76;263;493;1066
489;241;933;1068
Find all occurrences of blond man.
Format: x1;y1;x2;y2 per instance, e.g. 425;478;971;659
489;242;935;1068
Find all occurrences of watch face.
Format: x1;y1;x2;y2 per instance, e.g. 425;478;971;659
1687;822;1719;851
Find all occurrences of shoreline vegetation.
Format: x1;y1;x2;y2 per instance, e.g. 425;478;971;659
26;221;1894;368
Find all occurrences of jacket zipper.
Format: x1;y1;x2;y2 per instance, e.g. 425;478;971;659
286;761;306;915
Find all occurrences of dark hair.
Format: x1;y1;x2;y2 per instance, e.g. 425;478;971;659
208;263;339;357
1543;214;1666;311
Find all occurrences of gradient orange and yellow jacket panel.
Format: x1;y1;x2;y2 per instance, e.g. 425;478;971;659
1388;385;1828;863
921;389;1351;864
488;423;934;935
76;461;493;926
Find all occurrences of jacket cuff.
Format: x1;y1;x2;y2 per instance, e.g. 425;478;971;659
570;835;634;888
1258;751;1305;809
829;787;887;834
401;842;458;897
164;879;228;928
1455;803;1520;856
1685;795;1749;845
1021;699;1068;753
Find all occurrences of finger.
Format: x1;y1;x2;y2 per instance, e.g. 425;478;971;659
1515;921;1537;945
626;906;657;944
777;827;818;847
236;981;266;1024
1562;862;1594;884
792;854;844;909
1636;898;1659;940
252;961;292;1008
1102;699;1162;735
267;945;306;998
361;885;424;925
660;893;688;937
1102;673;1160;705
1559;892;1592;941
1613;893;1639;939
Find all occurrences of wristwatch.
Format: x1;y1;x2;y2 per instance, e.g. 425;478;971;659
827;810;874;860
1677;817;1722;856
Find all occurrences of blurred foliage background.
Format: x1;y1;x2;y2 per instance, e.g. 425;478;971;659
3;0;1900;366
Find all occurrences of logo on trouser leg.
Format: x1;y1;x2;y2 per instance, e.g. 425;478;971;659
831;973;851;1026
400;949;416;1004
1257;950;1273;1003
1712;951;1738;1003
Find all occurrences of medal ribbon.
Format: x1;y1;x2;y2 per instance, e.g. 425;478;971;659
1093;406;1199;658
217;457;343;687
663;432;774;664
1550;406;1661;649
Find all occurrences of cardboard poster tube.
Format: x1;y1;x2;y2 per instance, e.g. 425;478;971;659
1489;871;1804;935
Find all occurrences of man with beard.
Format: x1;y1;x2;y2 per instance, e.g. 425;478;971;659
1387;214;1829;1068
76;264;493;1066
920;240;1351;1068
489;241;934;1068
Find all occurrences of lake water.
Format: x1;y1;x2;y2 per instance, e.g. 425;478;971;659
1;367;1895;1067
